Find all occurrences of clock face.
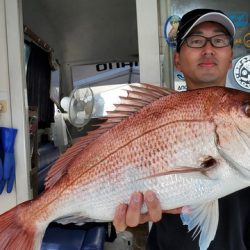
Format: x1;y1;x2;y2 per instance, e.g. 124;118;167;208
233;55;250;90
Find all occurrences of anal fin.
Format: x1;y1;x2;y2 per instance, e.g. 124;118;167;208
180;200;219;250
55;214;108;226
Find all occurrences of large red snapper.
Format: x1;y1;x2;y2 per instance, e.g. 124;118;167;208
0;84;250;250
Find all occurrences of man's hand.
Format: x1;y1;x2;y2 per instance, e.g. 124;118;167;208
113;190;182;232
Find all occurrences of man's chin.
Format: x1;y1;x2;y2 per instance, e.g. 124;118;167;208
187;81;224;90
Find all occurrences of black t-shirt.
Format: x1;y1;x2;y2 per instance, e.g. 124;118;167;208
146;187;250;250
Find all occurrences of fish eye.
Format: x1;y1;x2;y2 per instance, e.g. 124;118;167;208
243;103;250;117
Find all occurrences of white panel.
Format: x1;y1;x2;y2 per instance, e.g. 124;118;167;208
136;0;161;84
5;0;31;206
0;0;17;213
0;1;9;93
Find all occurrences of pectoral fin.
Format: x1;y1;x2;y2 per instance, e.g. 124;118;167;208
180;200;219;250
138;156;217;180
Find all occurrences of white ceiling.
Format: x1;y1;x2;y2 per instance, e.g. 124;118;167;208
22;0;139;65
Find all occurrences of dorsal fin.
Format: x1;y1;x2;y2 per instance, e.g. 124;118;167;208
44;83;174;189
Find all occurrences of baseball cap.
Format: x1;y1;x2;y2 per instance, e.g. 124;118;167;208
176;9;235;51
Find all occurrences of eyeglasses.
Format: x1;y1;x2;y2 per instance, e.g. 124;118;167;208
184;34;232;48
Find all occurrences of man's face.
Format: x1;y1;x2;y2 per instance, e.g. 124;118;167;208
174;22;233;90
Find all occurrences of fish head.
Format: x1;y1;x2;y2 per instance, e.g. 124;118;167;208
214;87;250;180
226;90;250;135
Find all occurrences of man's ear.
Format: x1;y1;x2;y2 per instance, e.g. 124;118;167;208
174;51;181;71
229;50;233;69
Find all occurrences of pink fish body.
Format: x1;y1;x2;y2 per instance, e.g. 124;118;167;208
0;84;250;250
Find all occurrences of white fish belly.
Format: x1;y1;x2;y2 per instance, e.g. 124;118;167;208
49;158;248;223
48;121;249;222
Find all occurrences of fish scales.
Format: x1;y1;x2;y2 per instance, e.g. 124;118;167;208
0;84;250;250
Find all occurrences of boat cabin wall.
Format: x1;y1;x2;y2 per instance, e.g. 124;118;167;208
22;0;139;96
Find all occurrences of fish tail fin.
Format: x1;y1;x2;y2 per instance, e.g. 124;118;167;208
0;200;45;250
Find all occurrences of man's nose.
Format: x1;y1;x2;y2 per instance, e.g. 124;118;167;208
202;41;215;55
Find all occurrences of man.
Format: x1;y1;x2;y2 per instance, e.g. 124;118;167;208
113;9;250;250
